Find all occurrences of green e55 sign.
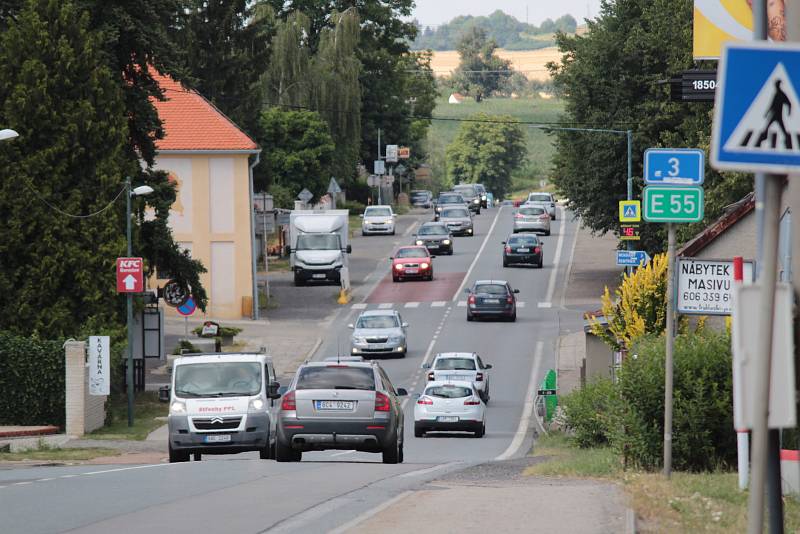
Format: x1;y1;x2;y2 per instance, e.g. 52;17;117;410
643;186;704;223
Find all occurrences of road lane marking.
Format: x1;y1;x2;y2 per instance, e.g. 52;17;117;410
544;207;566;305
560;213;580;308
36;478;56;482
328;491;414;534
495;341;545;461
404;302;419;308
352;303;367;310
457;300;467;307
517;301;526;308
378;303;393;309
81;463;174;476
402;220;419;237
538;302;552;308
451;206;504;301
396;462;459;479
431;301;446;307
13;481;32;486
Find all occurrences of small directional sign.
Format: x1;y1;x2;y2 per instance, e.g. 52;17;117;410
616;250;651;267
644;148;705;185
619;200;641;222
712;42;800;173
116;257;143;293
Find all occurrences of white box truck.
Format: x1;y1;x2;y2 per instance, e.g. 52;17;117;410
286;210;351;286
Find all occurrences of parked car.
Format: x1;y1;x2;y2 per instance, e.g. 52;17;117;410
453;183;481;214
525;192;557;220
360;205;395;236
422;352;492;403
438;206;474;236
465;280;519;322
502;233;543;268
474;183;489;208
409;190;433;208
276;360;407;463
413;222;453;255
433;192;467;220
391;245;435;282
513;205;551;235
413;381;486;438
349;309;408;358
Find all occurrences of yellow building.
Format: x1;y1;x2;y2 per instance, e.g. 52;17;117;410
152;72;260;319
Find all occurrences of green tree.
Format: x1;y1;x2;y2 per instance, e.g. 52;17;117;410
257;107;336;201
446;113;526;198
175;0;274;136
0;0;129;336
547;0;749;252
453;27;513;101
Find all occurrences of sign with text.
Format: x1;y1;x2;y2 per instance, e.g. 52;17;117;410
88;335;110;396
374;160;385;175
398;146;411;159
116;257;144;293
619;224;641;241
677;258;754;315
616;250;650;267
644;148;705;185
643;186;704;223
386;145;399;163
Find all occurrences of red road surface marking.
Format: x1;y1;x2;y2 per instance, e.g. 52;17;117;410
366;271;466;304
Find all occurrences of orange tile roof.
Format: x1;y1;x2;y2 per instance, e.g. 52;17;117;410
151;72;258;152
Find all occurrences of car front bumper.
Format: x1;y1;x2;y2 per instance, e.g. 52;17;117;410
295;266;342;282
352;342;406;356
362;224;395;234
168;414;270;453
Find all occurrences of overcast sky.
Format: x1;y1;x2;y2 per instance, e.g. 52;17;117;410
411;0;603;27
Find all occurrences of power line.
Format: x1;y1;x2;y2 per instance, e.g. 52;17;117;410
22;179;127;219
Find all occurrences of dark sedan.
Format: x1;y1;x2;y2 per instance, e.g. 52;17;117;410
465;280;519;322
502;233;543;268
413;222;454;255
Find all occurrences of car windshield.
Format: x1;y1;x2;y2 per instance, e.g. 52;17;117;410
296;366;375;390
418;225;448;236
410;191;428;199
442;208;469;218
475;185;486;193
425;385;472;398
296;234;340;251
396;248;428;258
508;236;539;246
439;195;462;203
475;284;508;295
434;358;477;371
453;186;477;196
528;194;551;202
519;207;545;216
174;362;261;398
364;207;392;217
356;315;399;329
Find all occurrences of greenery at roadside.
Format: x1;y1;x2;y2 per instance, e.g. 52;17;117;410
89;392;167;441
526;432;800;532
0;446;120;463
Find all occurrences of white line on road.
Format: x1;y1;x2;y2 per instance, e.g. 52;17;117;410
13;481;32;486
352;303;367;310
457;300;466;307
451;206;504;301
378;303;393;309
431;301;446;307
36;478;56;482
404;302;419;308
495;340;544;461
328;491;413;534
396;462;458;479
81;463;174;477
560;213;580;308
401;333;441;410
544;207;567;305
516;301;526;308
537;302;552;308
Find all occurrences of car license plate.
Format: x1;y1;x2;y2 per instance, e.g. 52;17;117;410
406;268;418;274
312;273;326;279
204;434;231;443
447;375;466;381
437;416;459;423
518;248;530;252
315;400;354;411
485;298;500;304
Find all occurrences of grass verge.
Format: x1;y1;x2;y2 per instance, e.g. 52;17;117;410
88;391;167;441
0;446;120;462
526;432;800;532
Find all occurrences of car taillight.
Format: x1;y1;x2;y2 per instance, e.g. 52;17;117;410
475;372;484;382
539;214;549;220
514;213;524;219
375;392;390;412
464;398;481;405
504;246;511;253
507;296;513;304
281;390;296;411
468;295;476;305
417;396;433;405
427;372;435;381
534;247;541;254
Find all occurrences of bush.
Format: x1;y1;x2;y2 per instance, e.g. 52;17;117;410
560;378;620;448
191;325;242;338
171;340;200;355
0;331;65;426
341;199;366;215
613;330;735;471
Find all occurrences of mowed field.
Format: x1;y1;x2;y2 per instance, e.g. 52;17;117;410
429;48;562;81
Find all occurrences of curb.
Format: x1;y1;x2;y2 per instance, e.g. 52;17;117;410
306;337;323;362
0;426;59;439
626;508;637;534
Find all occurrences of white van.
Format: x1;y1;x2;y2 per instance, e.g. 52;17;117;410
165;352;281;462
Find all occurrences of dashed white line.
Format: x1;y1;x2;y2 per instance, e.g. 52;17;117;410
457;300;467;307
516;301;526;308
404;302;419;308
452;206;504;301
36;478;55;482
431;301;446;307
352;303;368;310
544;206;567;305
378;303;393;309
396;462;458;479
13;481;32;486
538;302;552;308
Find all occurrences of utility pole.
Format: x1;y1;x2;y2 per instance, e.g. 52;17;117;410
663;223;676;477
125;177;134;427
377;128;383;205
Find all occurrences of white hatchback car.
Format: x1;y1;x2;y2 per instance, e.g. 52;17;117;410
414;381;486;438
422;352;492;403
361;205;396;235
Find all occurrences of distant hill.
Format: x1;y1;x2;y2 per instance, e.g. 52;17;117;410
411;9;577;51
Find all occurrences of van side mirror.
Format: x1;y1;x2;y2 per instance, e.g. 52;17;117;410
359;214;364;218
346;245;352;254
463;288;471;294
284;245;292;255
267;382;281;399
513;289;520;294
396;388;408;396
277;385;289;397
485;364;493;369
402;322;409;328
347;323;354;329
421;363;431;370
158;385;170;403
501;241;506;245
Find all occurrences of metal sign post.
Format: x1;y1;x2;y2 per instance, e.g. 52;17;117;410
663;223;676;478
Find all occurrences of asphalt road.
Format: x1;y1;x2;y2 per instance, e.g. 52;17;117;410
0;204;583;534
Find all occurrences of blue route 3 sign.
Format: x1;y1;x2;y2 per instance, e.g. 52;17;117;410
644;148;705;185
712;42;800;173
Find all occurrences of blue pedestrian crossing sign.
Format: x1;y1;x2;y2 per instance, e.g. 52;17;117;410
712;42;800;173
619;200;641;222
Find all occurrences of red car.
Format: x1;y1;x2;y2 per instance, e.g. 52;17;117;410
391;246;435;282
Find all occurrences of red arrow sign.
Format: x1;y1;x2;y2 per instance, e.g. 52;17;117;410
116;257;144;293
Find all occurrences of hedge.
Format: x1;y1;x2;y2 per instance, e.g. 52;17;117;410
0;330;65;426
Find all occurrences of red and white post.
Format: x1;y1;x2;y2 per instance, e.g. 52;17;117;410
733;256;749;491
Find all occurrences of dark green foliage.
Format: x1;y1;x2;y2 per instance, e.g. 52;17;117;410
256;107;336;200
412;10;577;51
452;27;513;101
560;378;620;448
0;331;65;426
446;113;526;198
340;199;366;215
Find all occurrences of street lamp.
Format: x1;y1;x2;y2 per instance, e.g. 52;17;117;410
0;129;19;141
126;178;154;427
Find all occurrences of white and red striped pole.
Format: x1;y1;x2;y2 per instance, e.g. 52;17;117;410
733;256;749;491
